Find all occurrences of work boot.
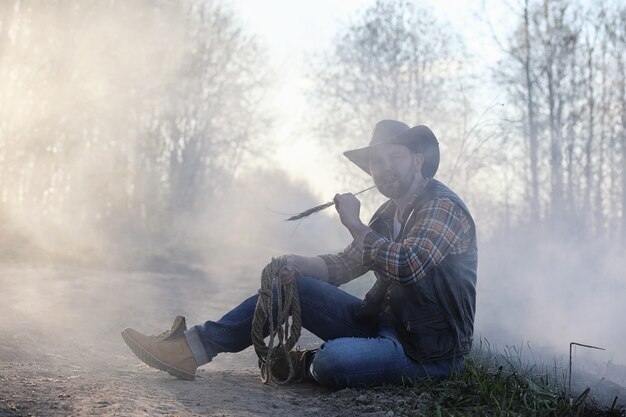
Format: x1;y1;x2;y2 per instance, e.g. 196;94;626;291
269;348;317;382
155;316;187;341
121;316;197;381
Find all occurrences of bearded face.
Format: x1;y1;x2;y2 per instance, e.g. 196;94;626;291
368;144;421;199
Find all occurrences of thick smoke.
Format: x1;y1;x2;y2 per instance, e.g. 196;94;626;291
0;1;624;410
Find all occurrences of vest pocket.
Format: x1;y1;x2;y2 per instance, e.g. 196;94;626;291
405;315;453;357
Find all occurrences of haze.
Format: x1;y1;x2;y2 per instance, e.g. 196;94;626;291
0;0;625;406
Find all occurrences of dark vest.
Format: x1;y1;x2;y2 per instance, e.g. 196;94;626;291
364;179;478;363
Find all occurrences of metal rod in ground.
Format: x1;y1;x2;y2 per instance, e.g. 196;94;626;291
569;341;606;395
286;185;376;221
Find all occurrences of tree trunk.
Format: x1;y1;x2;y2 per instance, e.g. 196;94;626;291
565;47;579;226
618;55;626;247
524;0;541;223
582;41;595;236
594;40;608;239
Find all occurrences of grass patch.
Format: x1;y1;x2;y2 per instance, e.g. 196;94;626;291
367;342;625;416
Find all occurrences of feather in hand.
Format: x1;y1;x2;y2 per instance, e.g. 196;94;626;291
286;185;376;221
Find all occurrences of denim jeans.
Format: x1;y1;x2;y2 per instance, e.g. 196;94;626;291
184;276;462;389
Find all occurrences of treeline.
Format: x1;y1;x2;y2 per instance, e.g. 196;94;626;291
309;0;626;244
0;0;270;264
0;0;624;268
497;0;626;242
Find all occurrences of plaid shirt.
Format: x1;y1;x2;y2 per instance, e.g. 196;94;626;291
320;188;472;287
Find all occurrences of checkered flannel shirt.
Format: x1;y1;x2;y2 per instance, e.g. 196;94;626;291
319;194;472;286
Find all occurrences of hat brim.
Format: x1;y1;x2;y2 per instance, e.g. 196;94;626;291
343;125;440;177
343;146;372;175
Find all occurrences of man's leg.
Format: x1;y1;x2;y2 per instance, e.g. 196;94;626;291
310;333;463;389
184;276;377;366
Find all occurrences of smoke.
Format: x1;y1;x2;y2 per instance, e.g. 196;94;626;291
0;1;624;410
0;1;187;264
0;0;274;268
473;224;626;402
0;3;356;378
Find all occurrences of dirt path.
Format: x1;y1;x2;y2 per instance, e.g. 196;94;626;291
0;265;393;416
0;349;334;416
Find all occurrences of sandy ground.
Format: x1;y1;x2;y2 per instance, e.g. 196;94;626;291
0;264;407;417
2;264;625;416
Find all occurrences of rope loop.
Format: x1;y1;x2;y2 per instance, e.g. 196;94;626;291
251;257;302;384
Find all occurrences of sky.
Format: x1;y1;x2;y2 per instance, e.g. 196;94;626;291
229;0;511;199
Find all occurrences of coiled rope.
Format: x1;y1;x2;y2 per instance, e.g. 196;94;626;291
251;257;302;384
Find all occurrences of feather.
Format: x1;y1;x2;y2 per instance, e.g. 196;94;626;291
285;185;376;221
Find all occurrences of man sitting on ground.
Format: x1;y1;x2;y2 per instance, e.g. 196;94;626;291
122;120;478;389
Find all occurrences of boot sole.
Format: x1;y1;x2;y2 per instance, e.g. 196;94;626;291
121;330;195;381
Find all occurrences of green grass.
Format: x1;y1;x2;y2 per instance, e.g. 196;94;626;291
379;341;625;417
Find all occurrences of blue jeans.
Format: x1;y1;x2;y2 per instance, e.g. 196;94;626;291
184;276;462;389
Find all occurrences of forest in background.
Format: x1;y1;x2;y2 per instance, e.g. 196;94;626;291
311;0;626;244
0;0;625;363
0;0;624;268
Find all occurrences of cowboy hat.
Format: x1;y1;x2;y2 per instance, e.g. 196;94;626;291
343;120;440;177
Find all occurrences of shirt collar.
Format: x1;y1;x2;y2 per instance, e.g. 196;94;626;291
369;178;433;229
397;178;431;222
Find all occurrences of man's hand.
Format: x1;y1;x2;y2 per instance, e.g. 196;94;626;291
276;254;331;283
333;193;370;250
277;254;301;284
333;193;363;230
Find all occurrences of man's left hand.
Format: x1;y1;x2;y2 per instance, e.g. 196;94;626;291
333;193;363;230
334;193;371;250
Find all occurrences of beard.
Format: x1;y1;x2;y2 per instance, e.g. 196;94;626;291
374;169;416;199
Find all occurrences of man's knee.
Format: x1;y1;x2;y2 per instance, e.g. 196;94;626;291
309;339;352;389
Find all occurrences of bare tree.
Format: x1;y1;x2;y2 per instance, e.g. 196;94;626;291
156;1;269;220
496;0;626;240
492;0;543;224
524;0;542;223
607;7;626;244
308;0;470;195
0;0;271;264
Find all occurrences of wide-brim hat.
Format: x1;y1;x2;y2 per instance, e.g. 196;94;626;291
343;120;440;177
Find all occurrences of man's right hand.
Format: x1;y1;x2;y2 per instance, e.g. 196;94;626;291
275;254;330;283
277;255;300;284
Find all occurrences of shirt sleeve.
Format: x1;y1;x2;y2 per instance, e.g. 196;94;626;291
361;198;471;285
319;241;370;286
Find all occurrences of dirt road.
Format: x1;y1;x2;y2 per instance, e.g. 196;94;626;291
0;265;392;416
